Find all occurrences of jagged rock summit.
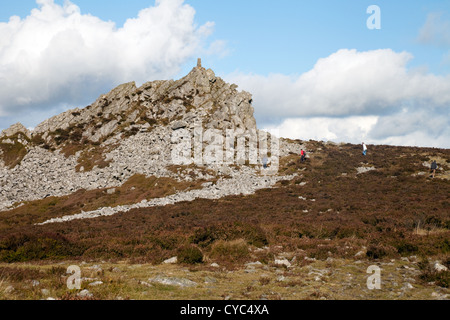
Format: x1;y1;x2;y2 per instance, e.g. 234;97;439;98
1;60;259;171
0;60;302;213
0;123;31;140
31;60;257;146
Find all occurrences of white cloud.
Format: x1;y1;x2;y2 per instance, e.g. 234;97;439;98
204;40;230;58
228;49;450;148
266;113;449;148
0;0;215;118
263;117;378;144
418;13;450;69
227;49;450;118
418;13;450;47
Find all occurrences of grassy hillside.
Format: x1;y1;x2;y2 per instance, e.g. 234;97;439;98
0;140;449;299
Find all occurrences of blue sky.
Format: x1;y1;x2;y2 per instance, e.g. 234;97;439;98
0;0;449;147
2;0;448;76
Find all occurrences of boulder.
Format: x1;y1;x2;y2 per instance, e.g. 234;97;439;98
171;121;187;131
77;289;94;298
148;275;197;288
163;257;178;264
434;262;448;272
274;259;292;268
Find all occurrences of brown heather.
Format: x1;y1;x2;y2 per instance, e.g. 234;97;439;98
0;141;448;276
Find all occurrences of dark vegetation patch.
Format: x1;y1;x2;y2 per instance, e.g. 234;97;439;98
0;266;44;281
166;164;220;181
0;141;28;169
177;245;204;264
417;257;450;288
0;133;30;168
75;145;113;172
0;174;207;231
0;142;448;269
122;126;140;138
209;240;250;265
0;232;84;262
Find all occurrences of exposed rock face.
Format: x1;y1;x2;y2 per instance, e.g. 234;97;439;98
0;123;31;139
31;64;257;146
0;62;302;213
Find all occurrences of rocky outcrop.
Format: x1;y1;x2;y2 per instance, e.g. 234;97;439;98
0;122;31;139
0;61;303;212
31;64;257;147
33;82;138;137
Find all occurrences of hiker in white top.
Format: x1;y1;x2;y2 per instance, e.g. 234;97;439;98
362;143;368;156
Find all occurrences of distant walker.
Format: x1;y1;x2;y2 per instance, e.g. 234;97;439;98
430;160;438;178
362;142;368;156
300;149;307;162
